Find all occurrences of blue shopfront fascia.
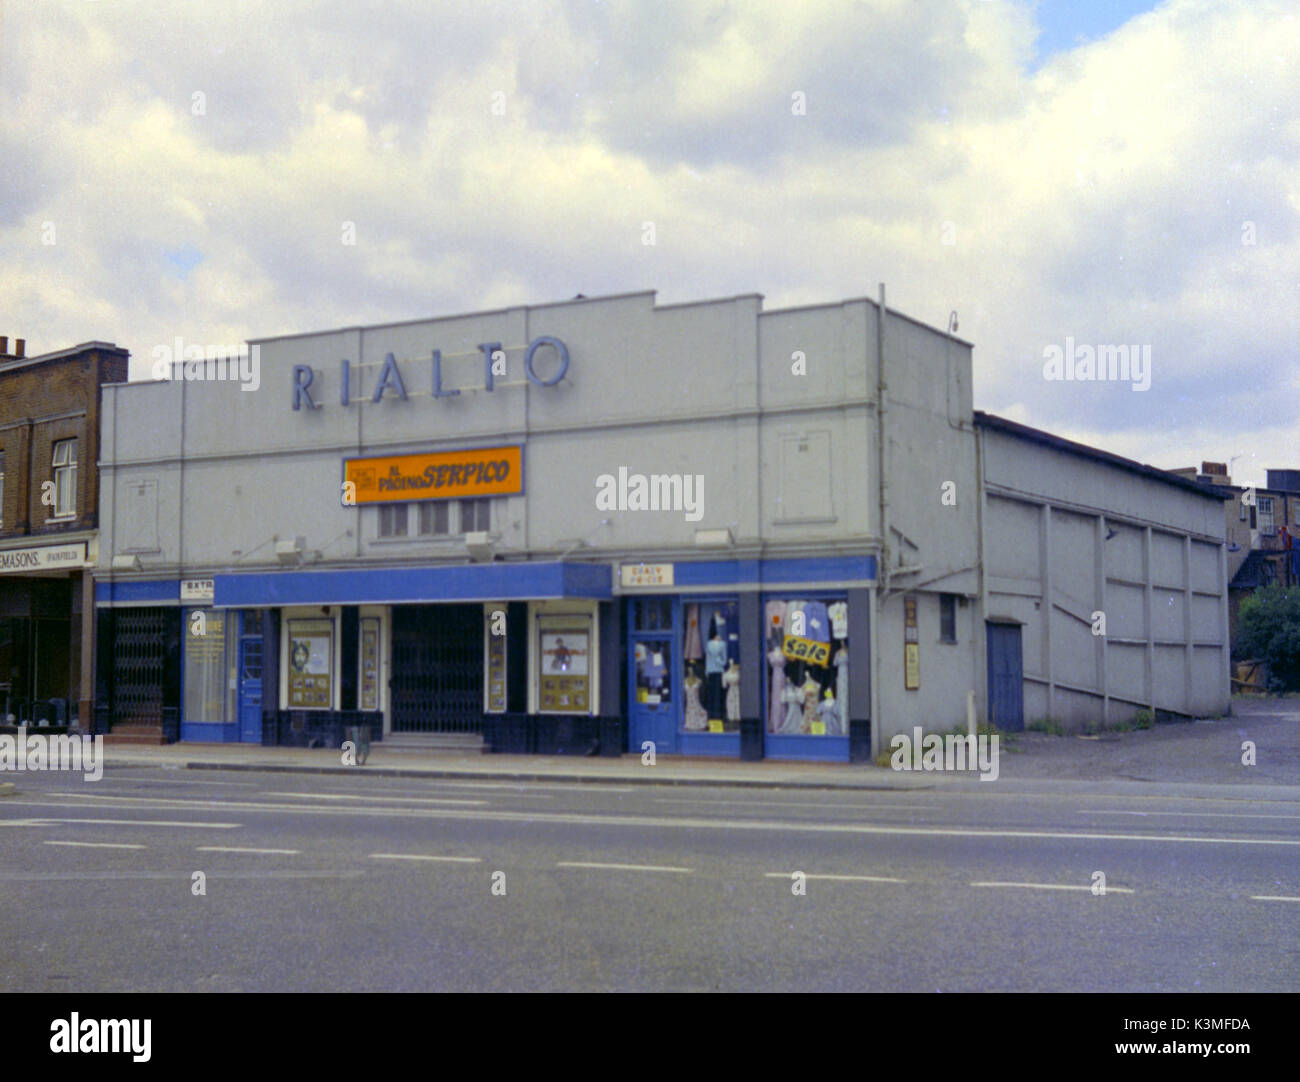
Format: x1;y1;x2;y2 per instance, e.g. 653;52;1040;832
94;556;877;608
291;336;570;410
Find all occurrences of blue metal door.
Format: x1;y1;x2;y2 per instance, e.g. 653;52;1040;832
985;622;1023;732
628;633;677;755
238;611;263;743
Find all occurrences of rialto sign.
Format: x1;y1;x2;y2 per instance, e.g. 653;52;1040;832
291;336;570;410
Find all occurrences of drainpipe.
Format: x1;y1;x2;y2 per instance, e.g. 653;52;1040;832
877;283;889;596
872;283;889;755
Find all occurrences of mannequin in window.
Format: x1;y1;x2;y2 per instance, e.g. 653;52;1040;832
801;674;821;732
683;663;707;730
723;659;740;725
818;687;840;735
834;643;849;732
782;673;805;733
704;627;727;723
765;602;787;732
684;603;702;662
768;643;787;733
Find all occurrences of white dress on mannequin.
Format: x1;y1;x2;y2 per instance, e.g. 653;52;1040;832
723;663;740;723
834;647;849;734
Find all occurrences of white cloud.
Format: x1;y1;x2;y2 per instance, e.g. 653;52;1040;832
0;0;1296;476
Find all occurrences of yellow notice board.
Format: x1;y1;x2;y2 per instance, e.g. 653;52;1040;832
344;445;523;504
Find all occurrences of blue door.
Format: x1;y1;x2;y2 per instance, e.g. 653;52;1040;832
985;622;1023;732
237;611;264;743
628;633;677;755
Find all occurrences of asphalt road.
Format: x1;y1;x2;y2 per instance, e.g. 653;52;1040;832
1;765;1297;991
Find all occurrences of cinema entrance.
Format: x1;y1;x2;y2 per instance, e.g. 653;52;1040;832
389;604;483;734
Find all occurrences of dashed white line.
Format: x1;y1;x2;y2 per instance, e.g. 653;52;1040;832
657;798;939;811
262;791;487;806
556;861;692;874
1081;810;1300;820
764;872;906;883
21;816;240;829
196;846;299;855
1250;895;1300;902
971;881;1135;893
369;853;481;863
43;840;145;850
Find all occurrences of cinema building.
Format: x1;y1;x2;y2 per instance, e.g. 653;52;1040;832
94;290;1231;759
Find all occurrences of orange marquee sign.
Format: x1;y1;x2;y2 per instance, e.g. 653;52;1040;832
344;445;523;504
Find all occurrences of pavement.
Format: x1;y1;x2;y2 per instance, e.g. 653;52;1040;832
29;694;1294;802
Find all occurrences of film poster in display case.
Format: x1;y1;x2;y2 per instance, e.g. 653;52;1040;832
359;618;380;711
538;624;590;713
288;619;333;708
485;608;507;713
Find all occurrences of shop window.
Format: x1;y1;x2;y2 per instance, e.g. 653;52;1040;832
461;498;491;533
0;450;5;526
940;594;957;643
765;598;849;737
419;501;450;535
52;438;77;517
378;503;408;537
632;598;672;632
286;618;334;709
183;609;235;723
681;600;740;733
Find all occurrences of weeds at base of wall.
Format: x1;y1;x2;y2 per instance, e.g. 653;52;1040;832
1027;716;1066;736
871;722;1016;767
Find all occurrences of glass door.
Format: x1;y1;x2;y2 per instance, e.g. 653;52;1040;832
628;632;676;755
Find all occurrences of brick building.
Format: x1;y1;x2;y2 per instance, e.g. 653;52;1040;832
0;336;129;727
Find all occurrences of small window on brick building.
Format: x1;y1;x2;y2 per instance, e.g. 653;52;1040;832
940;594;958;643
52;439;77;517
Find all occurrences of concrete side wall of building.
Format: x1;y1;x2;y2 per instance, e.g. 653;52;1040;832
980;425;1231;728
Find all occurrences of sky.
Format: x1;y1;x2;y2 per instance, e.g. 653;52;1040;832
1;0;1296;486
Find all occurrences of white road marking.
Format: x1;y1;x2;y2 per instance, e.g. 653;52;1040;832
261;791;486;806
1081;809;1300;820
196;846;299;855
556;861;692;874
657;798;939;811
971;881;1135;893
99;777;260;788
764;872;906;883
1250;895;1300;902
369;853;481;863
43;840;146;850
14;814;240;829
0;871;365;881
7;796;1299;846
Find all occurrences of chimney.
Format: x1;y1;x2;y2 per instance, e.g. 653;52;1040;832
15;338;24;358
0;337;7;354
